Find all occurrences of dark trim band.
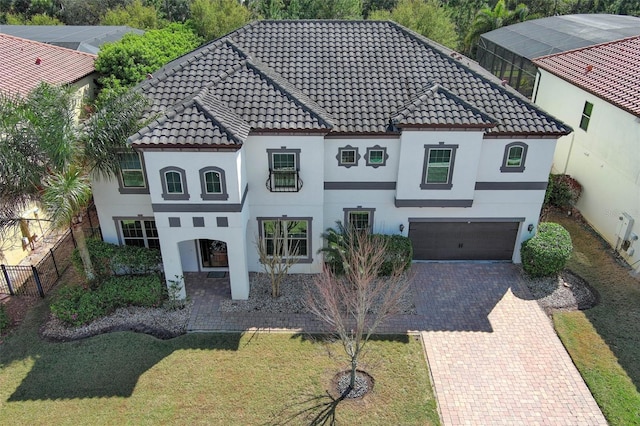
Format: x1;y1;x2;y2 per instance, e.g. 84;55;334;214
475;182;547;190
395;199;473;208
324;181;396;190
408;217;525;223
152;185;248;213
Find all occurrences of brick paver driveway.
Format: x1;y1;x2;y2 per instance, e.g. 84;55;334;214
416;263;606;425
186;263;607;425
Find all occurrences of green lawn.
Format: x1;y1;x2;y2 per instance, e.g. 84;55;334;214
0;301;439;425
549;212;640;425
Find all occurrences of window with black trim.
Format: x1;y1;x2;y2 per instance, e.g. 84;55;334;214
500;142;528;173
117;152;148;194
258;217;311;263
421;143;458;189
160;167;189;200
267;148;302;192
579;101;593;131
336;145;360;168
365;145;388;168
119;219;160;250
344;207;375;231
199;166;229;200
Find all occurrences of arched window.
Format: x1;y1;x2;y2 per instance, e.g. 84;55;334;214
199;167;229;200
500;142;528;173
160;167;189;200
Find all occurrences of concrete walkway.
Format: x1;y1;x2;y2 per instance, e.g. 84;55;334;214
185;263;607;425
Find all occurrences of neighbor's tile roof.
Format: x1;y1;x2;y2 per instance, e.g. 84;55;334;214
0;33;96;97
132;20;571;147
533;36;640;118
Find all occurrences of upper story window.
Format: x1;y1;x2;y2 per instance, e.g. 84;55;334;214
199;166;229;200
365;145;388;168
160;166;189;200
258;217;312;263
337;145;360;168
266;148;303;192
421;143;458;190
579;101;593;131
117;152;148;194
500;142;528;173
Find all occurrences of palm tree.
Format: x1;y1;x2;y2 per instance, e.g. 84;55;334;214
464;0;528;56
0;84;148;281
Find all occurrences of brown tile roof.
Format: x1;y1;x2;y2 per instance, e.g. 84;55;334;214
533;36;640;118
0;33;96;97
133;20;571;147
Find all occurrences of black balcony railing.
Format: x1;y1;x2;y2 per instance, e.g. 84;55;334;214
266;169;303;192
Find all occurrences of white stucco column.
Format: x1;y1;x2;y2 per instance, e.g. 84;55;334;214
159;238;186;299
228;228;250;299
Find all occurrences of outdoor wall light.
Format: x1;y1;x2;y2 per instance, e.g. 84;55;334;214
399;224;405;232
527;223;534;232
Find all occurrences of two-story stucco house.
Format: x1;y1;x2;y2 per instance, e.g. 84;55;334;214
92;20;571;299
533;36;640;273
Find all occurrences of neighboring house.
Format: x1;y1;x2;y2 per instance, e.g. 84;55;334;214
477;14;640;97
533;36;640;273
0;34;96;265
0;25;144;55
91;20;571;299
0;33;97;101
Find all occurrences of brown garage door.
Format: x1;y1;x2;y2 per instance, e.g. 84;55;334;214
408;221;520;260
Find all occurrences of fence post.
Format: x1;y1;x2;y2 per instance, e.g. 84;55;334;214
1;265;15;296
31;266;45;298
50;248;60;277
69;227;77;247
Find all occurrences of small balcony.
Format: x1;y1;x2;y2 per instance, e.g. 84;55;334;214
266;169;303;192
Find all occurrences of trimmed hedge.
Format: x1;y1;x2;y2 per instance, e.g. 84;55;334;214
51;275;165;326
72;239;161;281
377;234;413;276
521;222;573;278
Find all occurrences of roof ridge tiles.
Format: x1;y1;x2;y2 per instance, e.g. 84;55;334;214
194;89;250;144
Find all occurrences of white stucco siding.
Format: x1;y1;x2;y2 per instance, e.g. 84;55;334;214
143;149;245;205
323;137;400;182
396;130;484;201
476;138;557;182
91;176;153;245
244;134;326;274
535;70;640;269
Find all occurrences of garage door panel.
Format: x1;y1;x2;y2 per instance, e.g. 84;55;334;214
409;222;519;261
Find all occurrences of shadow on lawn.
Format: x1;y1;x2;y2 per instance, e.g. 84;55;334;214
3;326;242;401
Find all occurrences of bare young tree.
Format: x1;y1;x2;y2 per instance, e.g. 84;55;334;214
306;230;411;393
256;221;299;297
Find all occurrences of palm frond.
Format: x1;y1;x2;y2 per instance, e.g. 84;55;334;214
41;168;92;230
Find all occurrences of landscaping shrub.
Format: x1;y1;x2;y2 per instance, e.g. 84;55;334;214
72;240;161;280
377;234;413;276
319;223;413;276
51;274;164;326
521;222;573;278
0;305;11;333
545;174;582;209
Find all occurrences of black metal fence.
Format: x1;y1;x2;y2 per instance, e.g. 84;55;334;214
0;229;76;297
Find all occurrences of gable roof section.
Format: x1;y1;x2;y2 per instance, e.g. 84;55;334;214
0;33;96;97
534;36;640;118
392;84;497;128
134;20;570;146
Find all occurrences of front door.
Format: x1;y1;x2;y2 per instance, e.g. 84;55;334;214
199;239;229;268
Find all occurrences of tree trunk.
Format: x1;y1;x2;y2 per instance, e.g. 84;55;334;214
349;356;358;390
72;223;95;281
